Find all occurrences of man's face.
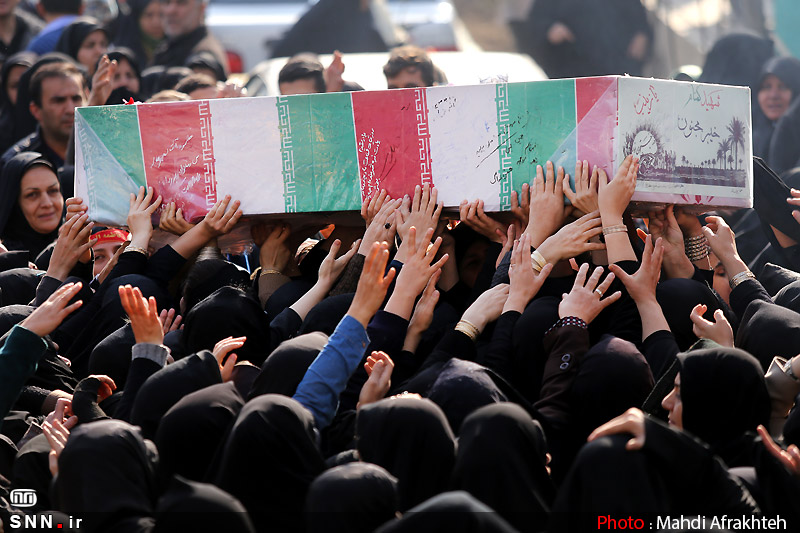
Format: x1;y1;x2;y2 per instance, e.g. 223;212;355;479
30;75;86;143
0;0;20;18
386;67;427;89
279;78;321;95
160;0;205;39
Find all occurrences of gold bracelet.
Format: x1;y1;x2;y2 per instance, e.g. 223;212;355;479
602;224;627;236
455;319;481;341
260;269;283;276
530;250;547;273
729;270;755;289
123;245;148;256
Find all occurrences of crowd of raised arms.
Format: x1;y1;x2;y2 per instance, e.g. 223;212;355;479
4;0;800;532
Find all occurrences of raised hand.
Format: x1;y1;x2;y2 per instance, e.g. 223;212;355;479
361;189;390;227
689;303;733;347
702;216;739;264
47;213;96;281
559;263;620;324
358;351;395;409
526;161;569;247
459;199;505;243
359;197;401;255
788;188;800;225
87;54;117;106
199;195;242;238
510;183;530;229
347;241;396;327
159;308;183;335
598;155;638;225
396;184;443;247
609;234;664;304
588;407;647;450
253;223;292;273
43;416;70;476
318;238;359;288
758;425;800;478
536;210;605;264
461;283;510;334
21;282;83;337
127;186;162;246
212;336;244;382
563;160;599;215
65;197;88;219
159;202;196;235
387;227;448;317
504;233;553;313
119;284;164;345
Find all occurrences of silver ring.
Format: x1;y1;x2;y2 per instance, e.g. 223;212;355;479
594;289;603;297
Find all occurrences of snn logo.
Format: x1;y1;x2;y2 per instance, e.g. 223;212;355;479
10;489;37;507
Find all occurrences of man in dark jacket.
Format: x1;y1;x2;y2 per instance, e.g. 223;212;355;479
152;0;229;76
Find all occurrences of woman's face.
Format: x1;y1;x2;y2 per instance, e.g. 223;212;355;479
78;30;109;75
18;166;64;235
759;74;793;121
4;64;27;107
140;1;164;40
112;58;140;94
661;373;683;429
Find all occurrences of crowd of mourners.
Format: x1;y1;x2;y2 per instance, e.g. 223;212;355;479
4;0;800;532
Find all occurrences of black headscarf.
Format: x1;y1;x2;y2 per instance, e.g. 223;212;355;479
0;268;40;306
736;299;800;370
677;346;770;466
10;53;77;144
375;491;518;533
0;152;59;261
153;476;255;533
452;403;554;533
699;33;775;91
110;0;159;68
182;287;272;366
54;420;158;533
305;462;399;533
356;397;456;511
154;382;244;482
130;350;224;439
754;56;800;158
774;278;800;314
571;335;655;440
181;258;250;314
55;17;108;64
86;323;135;388
247;332;328;400
0;52;36;110
426;358;508;434
186;50;226;82
214;394;326;533
298;293;354;336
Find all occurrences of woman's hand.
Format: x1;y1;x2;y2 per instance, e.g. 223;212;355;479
159;202;196;235
359;197;400;256
689;303;734;347
127;186;161;246
358;351;395;409
598;155;638;225
119;284;164;345
396;184;443;249
198;195;242;239
318;238;359;289
21;282;83;337
504;233;553;313
347;241;397;328
588;407;647;450
525;161;569;247
459;199;505;243
212;336;244;382
563;160;599;215
536;210;605;264
47;213;96;281
558;263;620;324
461;283;510;333
609;234;664;305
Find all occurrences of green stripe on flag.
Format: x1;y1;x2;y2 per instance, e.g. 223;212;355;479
494;80;578;209
277;93;360;212
76;106;146;188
